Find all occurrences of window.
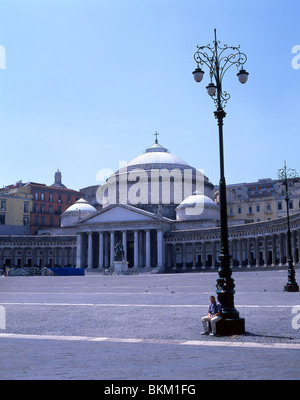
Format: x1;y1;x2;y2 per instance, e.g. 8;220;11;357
24;202;29;213
49;193;53;202
49;205;53;214
256;205;260;212
23;216;29;226
248;206;253;214
0;214;5;225
266;204;271;213
278;202;282;210
238;207;242;214
34;192;39;200
289;200;294;209
41;192;45;201
58;195;62;203
34;215;39;225
1;200;6;211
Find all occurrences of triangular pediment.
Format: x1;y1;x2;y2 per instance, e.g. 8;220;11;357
79;204;163;225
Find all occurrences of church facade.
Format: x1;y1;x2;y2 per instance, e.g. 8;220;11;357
1;140;300;273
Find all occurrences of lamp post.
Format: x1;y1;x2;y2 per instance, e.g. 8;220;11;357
278;161;299;292
193;29;249;335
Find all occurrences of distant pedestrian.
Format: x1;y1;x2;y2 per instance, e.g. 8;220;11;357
201;296;222;336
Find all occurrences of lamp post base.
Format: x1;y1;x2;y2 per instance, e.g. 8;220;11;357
216;318;245;336
284;284;299;292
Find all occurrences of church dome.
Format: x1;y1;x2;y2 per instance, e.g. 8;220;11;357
126;142;191;171
61;198;97;227
176;191;220;221
97;139;215;220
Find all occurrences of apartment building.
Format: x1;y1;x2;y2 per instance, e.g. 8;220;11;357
214;178;300;224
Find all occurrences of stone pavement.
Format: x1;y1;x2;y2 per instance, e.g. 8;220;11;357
0;269;299;381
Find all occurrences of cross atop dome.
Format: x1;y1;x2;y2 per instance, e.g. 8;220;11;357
154;131;159;144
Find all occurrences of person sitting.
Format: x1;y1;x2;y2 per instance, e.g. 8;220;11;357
201;295;222;336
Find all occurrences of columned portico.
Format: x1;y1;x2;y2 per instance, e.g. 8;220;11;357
77;226;167;271
76;203;171;272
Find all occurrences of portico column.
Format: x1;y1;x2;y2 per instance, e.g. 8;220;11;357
172;243;176;270
271;235;276;266
247;238;251;268
61;248;65;267
43;248;47;267
122;231;127;262
104;233;109;268
76;233;82;268
232;240;236;266
192;242;196;270
182;243;186;269
134;230;139;269
88;232;93;269
255;237;260;267
20;248;25;267
202;242;206;269
157;229;163;270
99;232;104;269
263;236;268;267
238;239;242;268
145;230;151;268
279;233;283;266
110;231;115;268
139;231;144;267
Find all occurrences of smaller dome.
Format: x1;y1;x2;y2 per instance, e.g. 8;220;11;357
176;191;219;221
61;198;97;227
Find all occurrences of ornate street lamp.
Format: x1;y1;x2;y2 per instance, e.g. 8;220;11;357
193;29;249;335
278;161;299;292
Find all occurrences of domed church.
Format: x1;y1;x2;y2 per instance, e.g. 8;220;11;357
66;138;221;272
97;138;215;220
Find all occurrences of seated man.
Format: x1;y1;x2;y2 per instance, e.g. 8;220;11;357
201;296;222;336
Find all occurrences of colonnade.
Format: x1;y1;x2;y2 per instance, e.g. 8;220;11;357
1;214;300;272
0;244;76;268
76;228;164;270
165;229;300;270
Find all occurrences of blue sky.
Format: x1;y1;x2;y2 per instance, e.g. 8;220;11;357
0;0;300;191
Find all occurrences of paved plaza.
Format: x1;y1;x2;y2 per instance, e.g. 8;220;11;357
0;269;300;381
